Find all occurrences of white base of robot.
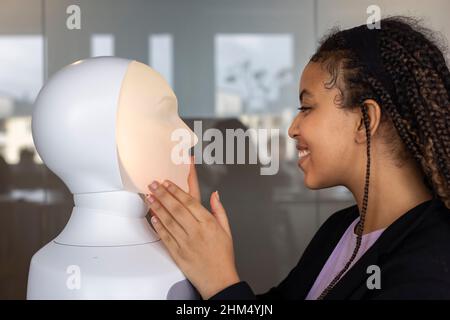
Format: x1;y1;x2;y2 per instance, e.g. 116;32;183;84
27;239;200;299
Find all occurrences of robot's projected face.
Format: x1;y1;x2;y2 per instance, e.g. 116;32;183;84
116;61;197;194
31;57;197;195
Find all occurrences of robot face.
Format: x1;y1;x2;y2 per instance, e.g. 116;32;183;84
116;61;197;194
32;57;197;195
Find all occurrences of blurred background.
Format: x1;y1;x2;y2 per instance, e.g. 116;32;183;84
0;0;449;299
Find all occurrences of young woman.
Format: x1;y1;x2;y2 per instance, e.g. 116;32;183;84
145;16;450;300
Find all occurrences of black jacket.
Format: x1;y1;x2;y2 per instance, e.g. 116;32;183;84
209;196;450;300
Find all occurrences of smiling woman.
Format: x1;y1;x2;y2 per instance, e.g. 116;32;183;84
155;16;450;301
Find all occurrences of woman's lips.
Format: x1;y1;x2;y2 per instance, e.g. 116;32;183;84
296;145;310;168
298;149;310;166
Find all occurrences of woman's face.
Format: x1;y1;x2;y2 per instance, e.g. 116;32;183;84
288;61;362;189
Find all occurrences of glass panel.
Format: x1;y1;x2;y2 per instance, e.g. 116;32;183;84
10;0;450;298
90;33;115;57
0;35;44;198
0;34;45;299
215;34;294;115
149;34;173;87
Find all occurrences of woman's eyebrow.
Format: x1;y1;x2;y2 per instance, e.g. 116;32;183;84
299;89;313;102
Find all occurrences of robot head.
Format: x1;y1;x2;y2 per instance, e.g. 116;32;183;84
32;57;197;194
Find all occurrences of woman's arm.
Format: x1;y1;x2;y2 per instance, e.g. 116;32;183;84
208;281;289;300
208;281;257;300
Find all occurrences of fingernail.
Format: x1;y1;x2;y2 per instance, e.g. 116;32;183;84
148;195;155;203
149;181;158;190
163;180;170;188
151;216;158;224
216;190;220;200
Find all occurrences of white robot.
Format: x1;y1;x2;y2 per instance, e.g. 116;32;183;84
27;57;200;299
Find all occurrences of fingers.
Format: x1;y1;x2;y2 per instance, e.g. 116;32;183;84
149;181;198;228
210;191;232;238
162;179;211;222
188;155;201;201
149;215;181;258
147;192;187;243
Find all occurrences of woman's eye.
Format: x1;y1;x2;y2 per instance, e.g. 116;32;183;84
298;106;311;113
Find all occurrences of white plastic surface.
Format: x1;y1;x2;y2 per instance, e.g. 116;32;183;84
27;57;199;299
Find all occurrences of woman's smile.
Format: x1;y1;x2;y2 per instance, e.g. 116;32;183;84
298;151;310;168
296;143;311;169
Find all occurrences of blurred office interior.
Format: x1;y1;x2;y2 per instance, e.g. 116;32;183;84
1;0;449;299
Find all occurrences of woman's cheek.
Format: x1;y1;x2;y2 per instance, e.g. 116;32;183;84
314;141;345;188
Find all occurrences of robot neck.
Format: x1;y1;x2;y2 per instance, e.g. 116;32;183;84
53;190;159;246
74;190;148;218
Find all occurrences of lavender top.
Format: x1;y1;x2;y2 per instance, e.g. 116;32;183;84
305;217;386;300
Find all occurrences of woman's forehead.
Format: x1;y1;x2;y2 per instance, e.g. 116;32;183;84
300;62;335;97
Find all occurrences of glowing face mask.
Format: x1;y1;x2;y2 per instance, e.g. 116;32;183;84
117;61;197;194
32;57;197;195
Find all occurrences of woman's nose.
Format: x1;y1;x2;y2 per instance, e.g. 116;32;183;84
288;116;300;139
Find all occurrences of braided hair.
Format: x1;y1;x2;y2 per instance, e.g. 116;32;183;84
310;16;450;299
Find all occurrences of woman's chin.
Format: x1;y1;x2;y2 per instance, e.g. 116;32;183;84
304;179;319;190
302;172;325;190
298;157;323;190
302;171;314;189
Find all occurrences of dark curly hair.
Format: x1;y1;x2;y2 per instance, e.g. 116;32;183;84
310;16;450;299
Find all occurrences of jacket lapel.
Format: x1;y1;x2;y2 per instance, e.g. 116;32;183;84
324;196;438;300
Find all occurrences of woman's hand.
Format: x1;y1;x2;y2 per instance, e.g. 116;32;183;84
146;161;240;300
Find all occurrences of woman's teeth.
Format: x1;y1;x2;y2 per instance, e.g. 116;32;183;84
299;149;311;158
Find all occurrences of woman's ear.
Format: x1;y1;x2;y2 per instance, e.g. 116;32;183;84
354;99;382;144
